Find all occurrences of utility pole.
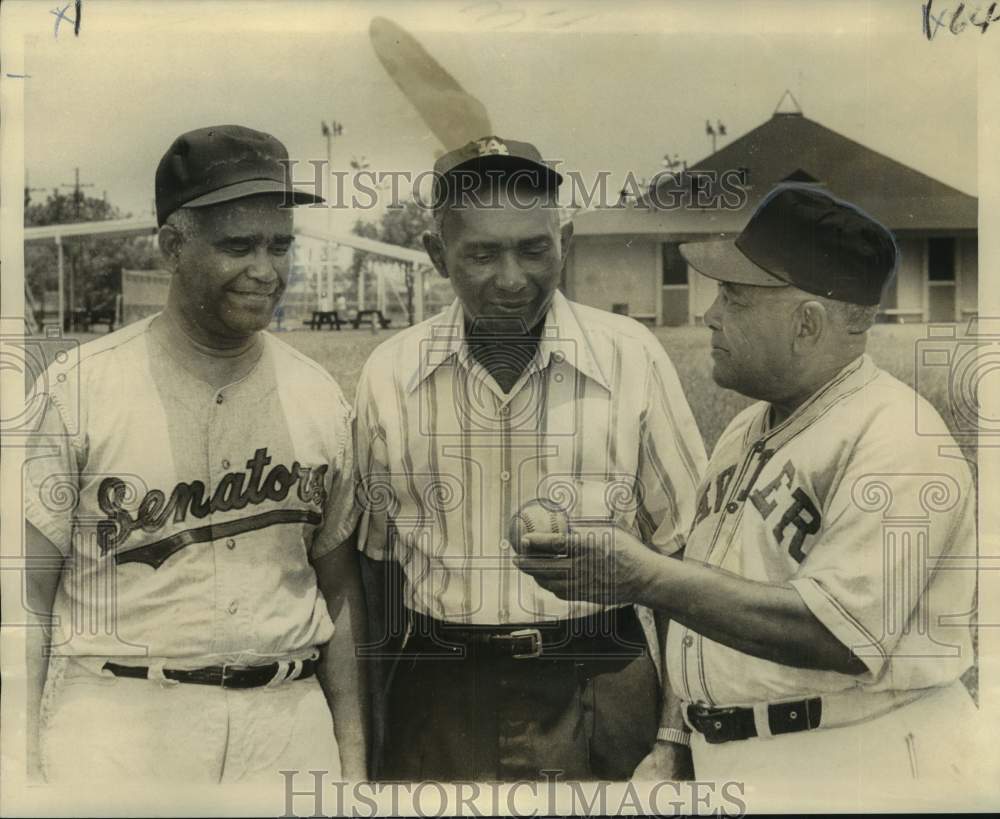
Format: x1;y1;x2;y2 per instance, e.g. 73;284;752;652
59;167;95;329
320;120;343;313
24;170;45;209
60;167;95;218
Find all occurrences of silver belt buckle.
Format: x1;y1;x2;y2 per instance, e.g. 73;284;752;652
508;628;543;659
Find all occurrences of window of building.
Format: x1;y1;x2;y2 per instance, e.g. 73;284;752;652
662;243;687;286
927;237;956;281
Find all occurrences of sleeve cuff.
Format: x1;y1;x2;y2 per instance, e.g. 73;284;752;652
24;495;71;558
789;576;887;679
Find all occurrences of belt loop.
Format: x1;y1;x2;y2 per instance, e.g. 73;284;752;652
681;702;696;732
752;702;772;738
148;659;179;687
266;660;291;688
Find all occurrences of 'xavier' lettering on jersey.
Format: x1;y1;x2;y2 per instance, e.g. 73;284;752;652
749;459;821;561
693;457;822;562
96;447;329;569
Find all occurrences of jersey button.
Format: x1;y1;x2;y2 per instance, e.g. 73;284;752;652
683;634;694;647
500;539;511;551
221;459;231;470
499;405;511;417
226;538;236;550
500;470;511;482
215;394;224;404
726;501;739;514
227;601;239;615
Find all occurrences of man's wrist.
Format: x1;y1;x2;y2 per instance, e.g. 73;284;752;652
656;727;691;746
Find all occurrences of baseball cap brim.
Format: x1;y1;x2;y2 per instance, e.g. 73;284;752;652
182;179;324;210
679;238;788;287
444;154;563;188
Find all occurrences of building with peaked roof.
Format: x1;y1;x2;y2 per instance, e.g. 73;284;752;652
565;105;978;325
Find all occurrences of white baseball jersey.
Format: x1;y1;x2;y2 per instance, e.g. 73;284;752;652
355;291;707;625
24;315;359;664
667;354;976;706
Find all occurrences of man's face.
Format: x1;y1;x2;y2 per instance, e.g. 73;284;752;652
703;282;798;401
433;187;567;333
169;194;293;342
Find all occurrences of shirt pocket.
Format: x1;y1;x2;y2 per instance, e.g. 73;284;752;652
535;475;642;532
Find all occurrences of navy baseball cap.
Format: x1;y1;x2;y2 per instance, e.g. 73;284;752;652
432;135;562;205
155;125;324;226
680;183;898;306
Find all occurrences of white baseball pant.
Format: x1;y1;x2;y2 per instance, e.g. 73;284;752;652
40;656;341;784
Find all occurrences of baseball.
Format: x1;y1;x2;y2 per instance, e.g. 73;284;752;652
509;498;571;557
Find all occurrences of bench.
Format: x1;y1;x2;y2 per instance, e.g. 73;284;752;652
353;309;392;330
305;311;345;330
879;308;925;324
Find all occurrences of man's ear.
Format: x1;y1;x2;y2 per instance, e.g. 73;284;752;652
559;219;574;267
794;300;827;352
422;230;449;280
158;224;183;267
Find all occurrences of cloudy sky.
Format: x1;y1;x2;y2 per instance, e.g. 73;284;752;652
12;0;979;236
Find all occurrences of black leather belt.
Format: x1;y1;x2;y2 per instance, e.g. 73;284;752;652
687;697;822;744
404;607;646;660
102;657;317;689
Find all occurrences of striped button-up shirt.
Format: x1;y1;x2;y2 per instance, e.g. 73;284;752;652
355;291;707;625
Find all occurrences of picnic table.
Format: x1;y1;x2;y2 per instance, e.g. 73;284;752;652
353;309;392;330
305;311;346;330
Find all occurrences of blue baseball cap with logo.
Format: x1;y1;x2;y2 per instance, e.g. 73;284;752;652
432;135;563;207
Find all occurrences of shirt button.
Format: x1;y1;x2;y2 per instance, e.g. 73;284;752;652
726;501;739;514
500;539;511;551
499;406;510;416
552;352;564;364
500;470;511;482
226;538;236;550
215;394;224;404
227;601;239;615
683;635;694;647
221;459;230;470
752;441;765;453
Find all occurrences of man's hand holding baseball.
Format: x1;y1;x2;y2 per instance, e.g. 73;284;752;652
514;525;665;606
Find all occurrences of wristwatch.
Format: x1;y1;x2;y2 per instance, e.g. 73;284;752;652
656;727;691;746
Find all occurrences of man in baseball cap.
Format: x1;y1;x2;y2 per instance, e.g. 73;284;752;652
355;135;706;782
25;125;368;783
520;183;979;787
155;124;323;226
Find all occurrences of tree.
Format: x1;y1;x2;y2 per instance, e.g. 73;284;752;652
25;190;161;328
350;199;449;325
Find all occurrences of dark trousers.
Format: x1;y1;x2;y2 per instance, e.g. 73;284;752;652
378;608;659;782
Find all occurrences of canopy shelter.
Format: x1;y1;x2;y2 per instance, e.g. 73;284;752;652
24;218;432;330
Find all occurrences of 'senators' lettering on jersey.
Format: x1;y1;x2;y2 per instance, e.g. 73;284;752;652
97;447;329;568
667;355;976;707
24;317;359;662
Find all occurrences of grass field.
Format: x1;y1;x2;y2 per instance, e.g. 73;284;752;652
272;322;967;459
52;321;970;458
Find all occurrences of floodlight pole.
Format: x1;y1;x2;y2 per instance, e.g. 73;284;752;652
56;235;64;330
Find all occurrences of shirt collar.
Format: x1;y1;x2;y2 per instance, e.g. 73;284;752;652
405;291;611;394
755;354;878;445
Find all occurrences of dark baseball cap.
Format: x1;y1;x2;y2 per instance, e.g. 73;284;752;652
432;135;563;205
680;183;898;305
155;125;323;226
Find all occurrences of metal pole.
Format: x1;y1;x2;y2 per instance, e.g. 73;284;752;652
413;264;425;323
325;130;335;311
56;235;64;330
